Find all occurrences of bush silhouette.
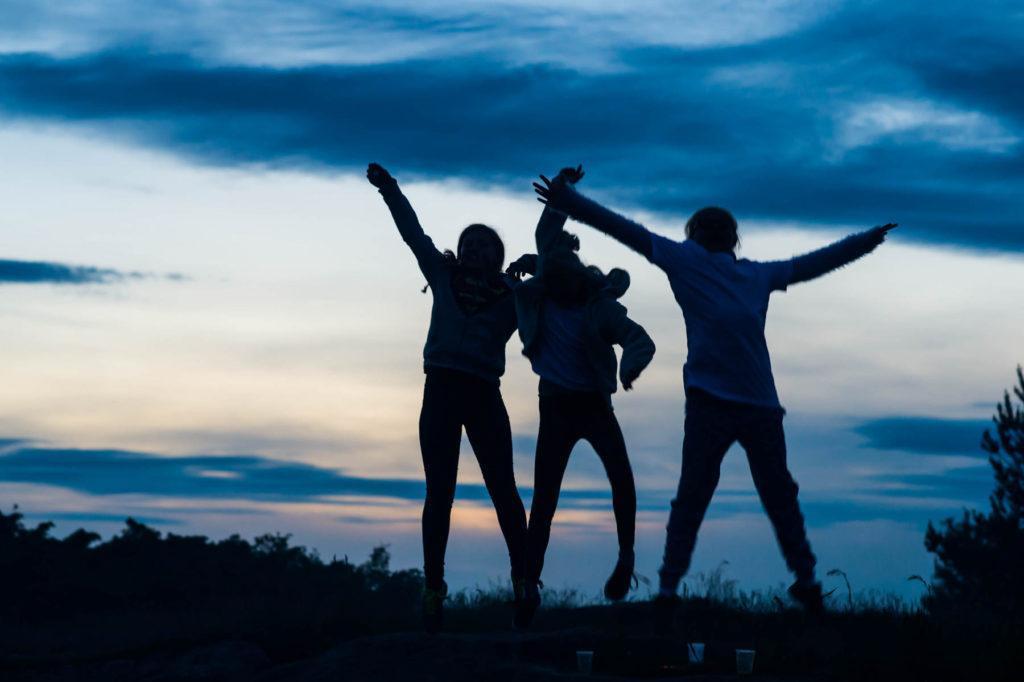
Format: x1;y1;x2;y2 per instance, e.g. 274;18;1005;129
0;508;423;643
925;366;1024;630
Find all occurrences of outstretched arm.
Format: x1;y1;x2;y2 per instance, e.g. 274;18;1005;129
786;223;897;286
367;163;443;281
535;177;654;259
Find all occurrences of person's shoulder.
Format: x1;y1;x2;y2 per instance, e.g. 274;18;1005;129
746;257;792;291
649;232;689;264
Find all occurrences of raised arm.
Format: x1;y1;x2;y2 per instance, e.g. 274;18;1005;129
367;163;443;281
786;223;897;285
535;165;585;255
535;177;654;259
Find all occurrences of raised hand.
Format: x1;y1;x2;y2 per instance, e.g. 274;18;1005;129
555;164;585;185
534;164;584;209
868;222;898;246
366;162;395;188
534;173;568;209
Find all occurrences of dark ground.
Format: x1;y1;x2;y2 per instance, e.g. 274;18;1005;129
2;598;1003;682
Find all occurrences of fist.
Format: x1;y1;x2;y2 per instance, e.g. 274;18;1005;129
556;164;585;185
868;222;898;247
366;162;395;188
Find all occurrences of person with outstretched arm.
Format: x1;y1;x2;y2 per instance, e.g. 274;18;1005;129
536;174;895;631
509;167;656;628
367;162;528;634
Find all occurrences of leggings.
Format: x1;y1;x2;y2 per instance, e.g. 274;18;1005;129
526;388;636;582
419;368;528;589
659;388;816;592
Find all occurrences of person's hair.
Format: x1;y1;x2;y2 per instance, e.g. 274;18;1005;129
685;206;739;253
429;224;505;292
450;223;504;271
543;250;602;307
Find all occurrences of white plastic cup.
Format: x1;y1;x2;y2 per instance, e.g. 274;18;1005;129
576;650;594;675
736;649;756;675
687;642;705;664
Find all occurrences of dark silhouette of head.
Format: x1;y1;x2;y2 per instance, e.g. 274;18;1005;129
456;224;504;272
544;250;602;308
686;207;739;253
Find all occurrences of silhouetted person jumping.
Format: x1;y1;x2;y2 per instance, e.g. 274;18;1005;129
510;167;655;628
368;163;528;634
536;175;895;629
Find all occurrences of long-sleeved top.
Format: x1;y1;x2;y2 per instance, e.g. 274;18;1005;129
515;204;656;396
552;187;884;407
378;180;517;383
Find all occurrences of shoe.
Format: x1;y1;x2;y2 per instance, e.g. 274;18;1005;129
513;580;541;630
653;594;679;636
603;557;637;601
422;581;447;634
788;580;825;616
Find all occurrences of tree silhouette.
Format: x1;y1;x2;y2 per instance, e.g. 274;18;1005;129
925;366;1024;629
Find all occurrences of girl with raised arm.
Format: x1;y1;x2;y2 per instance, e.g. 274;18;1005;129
510;167;655;628
536;176;895;631
367;163;527;634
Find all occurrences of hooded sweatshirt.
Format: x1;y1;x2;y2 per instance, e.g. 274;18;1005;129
515;206;655;395
378;180;517;383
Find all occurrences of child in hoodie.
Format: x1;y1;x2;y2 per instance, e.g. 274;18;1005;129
368;163;528;634
509;167;656;628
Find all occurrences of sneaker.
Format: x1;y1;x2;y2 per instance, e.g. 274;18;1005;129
422;581;447;634
652;594;679;636
787;580;825;616
513;580;541;630
603;557;637;601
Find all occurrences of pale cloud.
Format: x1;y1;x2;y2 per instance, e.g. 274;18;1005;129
835;99;1019;154
0;0;836;68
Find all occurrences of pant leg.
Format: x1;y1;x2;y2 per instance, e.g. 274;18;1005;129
463;380;529;581
524;396;579;582
582;400;636;562
737;409;817;583
659;394;736;592
419;372;464;590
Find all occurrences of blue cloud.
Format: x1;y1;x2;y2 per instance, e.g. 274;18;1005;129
23;511;182;527
0;4;1022;252
854;417;991;456
0;258;125;284
0;442;607;506
0;434;994;529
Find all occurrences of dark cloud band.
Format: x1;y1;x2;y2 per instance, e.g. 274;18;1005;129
0;435;992;528
0;258;124;284
854;417;991;456
0;27;1021;251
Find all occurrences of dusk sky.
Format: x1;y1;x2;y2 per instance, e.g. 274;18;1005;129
1;0;1022;600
